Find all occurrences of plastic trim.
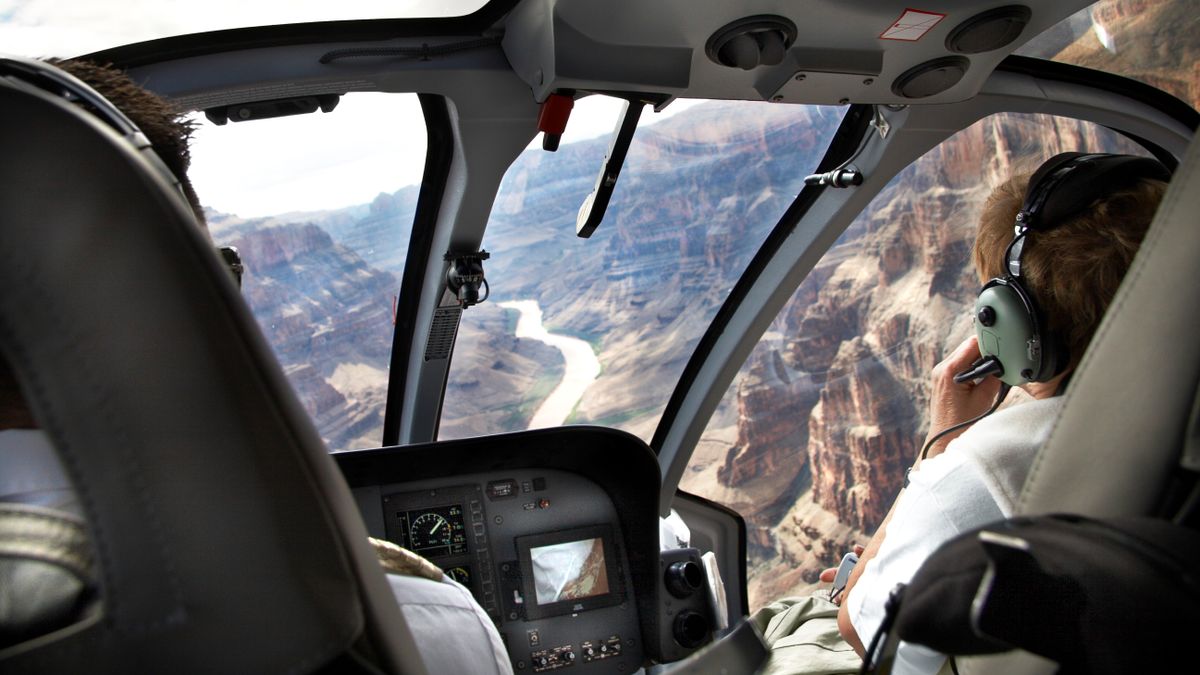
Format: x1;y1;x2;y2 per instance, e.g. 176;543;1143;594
382;94;453;446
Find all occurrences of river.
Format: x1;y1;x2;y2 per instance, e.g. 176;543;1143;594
498;300;601;429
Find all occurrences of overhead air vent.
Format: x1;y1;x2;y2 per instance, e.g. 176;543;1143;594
705;15;797;71
946;6;1032;54
891;56;969;99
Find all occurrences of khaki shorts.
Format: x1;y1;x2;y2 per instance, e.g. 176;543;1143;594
750;595;862;675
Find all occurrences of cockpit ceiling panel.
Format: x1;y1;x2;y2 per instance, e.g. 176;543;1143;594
502;0;1097;105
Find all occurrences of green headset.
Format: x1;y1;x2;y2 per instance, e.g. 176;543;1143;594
964;152;1171;386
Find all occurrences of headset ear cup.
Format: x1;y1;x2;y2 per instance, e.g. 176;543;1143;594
975;279;1042;386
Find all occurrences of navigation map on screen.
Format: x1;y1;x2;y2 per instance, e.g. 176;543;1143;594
530;537;610;605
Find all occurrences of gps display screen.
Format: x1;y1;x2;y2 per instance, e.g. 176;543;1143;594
529;537;611;604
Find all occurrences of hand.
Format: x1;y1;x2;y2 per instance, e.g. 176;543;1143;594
820;544;864;605
923;336;1002;459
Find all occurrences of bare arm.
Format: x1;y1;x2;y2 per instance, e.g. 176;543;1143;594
836;496;898;655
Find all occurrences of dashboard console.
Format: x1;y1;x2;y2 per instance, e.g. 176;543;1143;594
334;426;674;672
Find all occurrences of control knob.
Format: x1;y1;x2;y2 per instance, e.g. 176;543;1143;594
665;560;704;598
673;610;710;649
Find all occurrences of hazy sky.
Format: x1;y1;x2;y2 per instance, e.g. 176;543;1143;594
185;94;699;217
1;0;701;216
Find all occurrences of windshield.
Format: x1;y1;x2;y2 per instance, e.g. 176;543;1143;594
0;0;491;56
192;93;426;452
1017;0;1200;108
440;99;847;441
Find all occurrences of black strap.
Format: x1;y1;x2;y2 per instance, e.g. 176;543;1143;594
860;584;906;675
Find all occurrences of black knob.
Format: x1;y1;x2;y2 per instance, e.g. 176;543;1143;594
673;611;710;649
665;560;704;598
977;305;997;327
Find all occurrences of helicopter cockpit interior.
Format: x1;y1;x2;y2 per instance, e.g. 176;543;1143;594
1;1;1197;673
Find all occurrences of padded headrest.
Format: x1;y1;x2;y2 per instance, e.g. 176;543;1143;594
0;66;412;672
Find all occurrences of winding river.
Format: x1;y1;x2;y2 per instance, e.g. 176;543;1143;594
498;300;601;429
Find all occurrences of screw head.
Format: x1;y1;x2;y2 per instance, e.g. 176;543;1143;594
863;78;874;85
771;95;784;102
794;73;806;81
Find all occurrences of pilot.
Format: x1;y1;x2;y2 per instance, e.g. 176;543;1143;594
836;156;1168;673
0;59;511;674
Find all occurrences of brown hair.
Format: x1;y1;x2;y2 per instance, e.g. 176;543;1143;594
973;170;1167;366
50;58;205;227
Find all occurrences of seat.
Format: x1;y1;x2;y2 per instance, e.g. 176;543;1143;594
0;64;439;673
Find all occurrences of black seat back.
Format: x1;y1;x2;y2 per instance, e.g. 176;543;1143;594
0;64;425;673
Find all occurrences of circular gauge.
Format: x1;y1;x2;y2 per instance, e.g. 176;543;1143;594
447;566;471;585
409;512;452;551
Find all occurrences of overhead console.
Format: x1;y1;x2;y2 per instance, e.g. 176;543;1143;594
334;426;674;672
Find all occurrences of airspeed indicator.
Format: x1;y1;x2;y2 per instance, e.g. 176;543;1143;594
395;504;470;558
409;512;452;551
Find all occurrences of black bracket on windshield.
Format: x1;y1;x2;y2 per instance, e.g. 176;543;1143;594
445;250;490;307
576;99;645;238
204;94;340;125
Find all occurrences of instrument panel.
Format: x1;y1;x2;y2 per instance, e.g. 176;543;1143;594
334;426;664;672
351;468;642;673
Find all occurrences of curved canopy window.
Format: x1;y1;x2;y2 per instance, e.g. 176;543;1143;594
440;98;848;442
1017;0;1200;108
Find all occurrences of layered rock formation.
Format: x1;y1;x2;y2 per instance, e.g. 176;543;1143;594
209;211;564;449
212;219;396;450
807;338;917;532
465;102;846;438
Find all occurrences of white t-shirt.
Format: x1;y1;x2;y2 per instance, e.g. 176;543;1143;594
847;396;1065;674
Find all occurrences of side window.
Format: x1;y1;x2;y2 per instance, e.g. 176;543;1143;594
684;112;1149;610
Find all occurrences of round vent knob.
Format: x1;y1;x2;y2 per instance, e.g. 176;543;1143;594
706;15;797;71
891;56;969;99
673;611;710;649
946;6;1032;54
665;560;704;598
